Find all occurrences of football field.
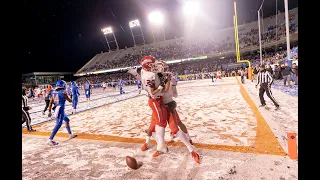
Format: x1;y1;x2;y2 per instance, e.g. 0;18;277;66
22;77;298;180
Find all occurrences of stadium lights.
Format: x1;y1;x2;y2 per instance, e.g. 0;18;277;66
129;19;146;46
129;19;140;28
183;1;200;16
101;27;113;34
101;26;119;51
148;11;166;42
148;11;164;25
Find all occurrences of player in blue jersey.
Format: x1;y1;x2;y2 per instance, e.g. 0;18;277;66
47;80;77;146
71;81;80;114
119;79;125;94
136;80;142;94
83;79;92;108
67;82;72;99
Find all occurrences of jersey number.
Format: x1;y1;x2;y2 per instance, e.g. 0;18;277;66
146;80;155;86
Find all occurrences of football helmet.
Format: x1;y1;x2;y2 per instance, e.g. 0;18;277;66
153;60;169;72
56;80;67;89
140;55;156;72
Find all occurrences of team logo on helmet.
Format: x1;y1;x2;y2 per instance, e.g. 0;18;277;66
140;56;156;71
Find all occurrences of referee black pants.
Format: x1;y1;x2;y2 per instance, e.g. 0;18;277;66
22;109;32;130
259;83;279;107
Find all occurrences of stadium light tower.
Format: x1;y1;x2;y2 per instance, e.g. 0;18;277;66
257;0;264;65
183;1;200;16
284;0;291;67
101;27;119;51
129;19;145;46
148;11;166;42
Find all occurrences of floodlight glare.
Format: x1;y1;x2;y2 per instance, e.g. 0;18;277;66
148;11;164;25
183;1;200;16
101;27;113;34
129;19;140;28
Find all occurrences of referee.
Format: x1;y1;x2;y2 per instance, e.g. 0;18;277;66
22;87;36;132
255;65;280;110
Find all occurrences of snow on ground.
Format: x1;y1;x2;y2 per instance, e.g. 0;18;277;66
30;78;257;146
23;77;298;180
25;86;141;126
241;78;298;153
22;135;298;180
270;79;298;97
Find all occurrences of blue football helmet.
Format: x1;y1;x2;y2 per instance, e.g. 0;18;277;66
70;81;76;86
56;80;67;89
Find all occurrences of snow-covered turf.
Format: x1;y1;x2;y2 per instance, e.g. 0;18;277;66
22;77;298;180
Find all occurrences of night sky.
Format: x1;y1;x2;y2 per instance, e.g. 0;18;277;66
22;0;298;74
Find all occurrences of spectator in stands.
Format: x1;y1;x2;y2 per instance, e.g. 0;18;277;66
252;64;259;82
291;63;298;85
280;62;294;88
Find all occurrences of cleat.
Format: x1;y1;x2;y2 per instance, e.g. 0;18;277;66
69;133;78;139
28;129;36;132
152;151;161;157
275;106;280;110
189;140;193;145
153;147;168;157
42;111;45;115
191;151;200;164
259;104;266;107
141;143;148;151
47;140;59;146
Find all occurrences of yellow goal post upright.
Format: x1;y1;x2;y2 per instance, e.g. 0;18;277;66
233;1;252;80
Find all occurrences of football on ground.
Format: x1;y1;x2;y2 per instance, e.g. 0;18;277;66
126;156;138;170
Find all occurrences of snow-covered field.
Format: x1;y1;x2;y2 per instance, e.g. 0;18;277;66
22;77;298;180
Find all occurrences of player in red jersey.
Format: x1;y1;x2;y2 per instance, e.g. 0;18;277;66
139;56;170;157
134;59;200;163
216;70;223;81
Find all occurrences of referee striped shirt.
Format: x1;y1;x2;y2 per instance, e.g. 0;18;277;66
22;95;29;111
256;70;273;86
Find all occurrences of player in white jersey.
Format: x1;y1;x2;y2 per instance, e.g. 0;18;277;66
139;56;170;157
132;59;200;163
153;61;200;163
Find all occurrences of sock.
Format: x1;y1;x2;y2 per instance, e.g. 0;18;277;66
66;125;72;135
155;125;166;152
185;133;191;141
145;136;151;144
152;132;158;143
176;130;193;152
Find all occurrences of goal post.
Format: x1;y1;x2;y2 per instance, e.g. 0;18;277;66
233;1;252;80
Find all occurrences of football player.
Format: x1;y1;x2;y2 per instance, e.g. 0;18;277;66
139;56;170;157
71;81;80;114
83;80;92;108
47;80;77;146
150;61;200;163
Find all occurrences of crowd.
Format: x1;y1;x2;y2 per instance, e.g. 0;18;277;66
78;8;297;73
73;45;297;87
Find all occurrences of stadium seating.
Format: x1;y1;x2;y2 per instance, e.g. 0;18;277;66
76;8;298;74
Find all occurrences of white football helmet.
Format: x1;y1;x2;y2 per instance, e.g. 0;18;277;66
152;60;169;73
